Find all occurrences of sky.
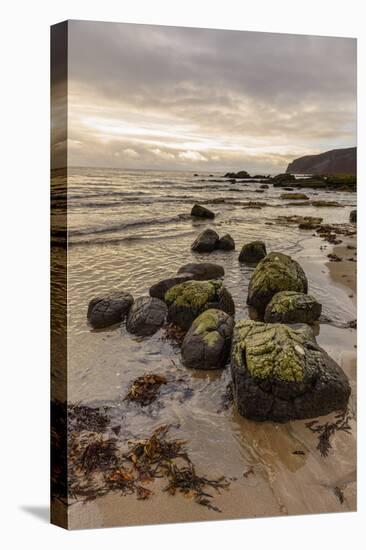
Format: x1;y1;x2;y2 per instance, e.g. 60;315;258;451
64;20;356;173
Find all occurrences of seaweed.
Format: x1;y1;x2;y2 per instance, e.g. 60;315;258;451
305;408;352;457
124;374;167;406
163;323;187;345
68;403;110;433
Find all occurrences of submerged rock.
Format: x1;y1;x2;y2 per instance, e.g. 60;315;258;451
87;291;134;328
149;274;194;300
280;193;309;200
126;296;167;336
191;204;215;219
191;228;220;252
177;262;224;280
217;234;235;251
231;320;350;422
224;170;250;179
247;252;308;315
264;291;322;324
165;279;235;330
238;241;267;263
350;209;357;223
181;309;234;369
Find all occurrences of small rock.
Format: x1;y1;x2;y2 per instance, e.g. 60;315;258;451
126;296;167;336
87;292;134;328
191;228;220;252
177;262;224;280
191;204;215;219
217;234;235;251
238;241;267;263
280;193;309;200
349;209;357;223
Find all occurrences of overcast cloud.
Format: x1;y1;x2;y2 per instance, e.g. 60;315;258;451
66;20;356;172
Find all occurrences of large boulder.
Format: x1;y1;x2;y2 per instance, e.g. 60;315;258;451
126;296;167;336
177;262;224;280
87;291;133;328
181;309;235;369
238;241;267;263
165;279;235;330
264;291;322;324
247;252;308;315
149;274;194;300
191;229;220;252
191;204;215;219
231;320;350;422
217;234;235;251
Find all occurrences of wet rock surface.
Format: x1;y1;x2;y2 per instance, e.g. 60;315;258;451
191;204;215;219
87;292;134;328
191;228;220;252
177;262;224;280
238;241;267;263
264;291;322;324
126;296;167;336
247;252;308;315
164;279;235;330
231;320;351;422
217;234;235;251
181;309;235;369
149;274;194;300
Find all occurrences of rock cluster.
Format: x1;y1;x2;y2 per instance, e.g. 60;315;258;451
191;229;235;253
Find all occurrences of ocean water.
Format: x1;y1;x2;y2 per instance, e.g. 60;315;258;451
52;167;357;522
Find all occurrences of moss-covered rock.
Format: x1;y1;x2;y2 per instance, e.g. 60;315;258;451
231;320;350;421
264;291;322;324
165;279;235;330
181;309;234;369
247;252;308;316
191;228;220;252
238;241;267;263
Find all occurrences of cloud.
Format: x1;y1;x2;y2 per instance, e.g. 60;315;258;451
123;148;139;158
66;21;356;172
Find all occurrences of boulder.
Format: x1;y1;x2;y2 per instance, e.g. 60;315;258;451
149;274;194;300
280;193;309;200
191;228;220;252
238;241;267;263
165;279;235;330
217;234;235;251
191;204;215;219
87;291;133;328
264;291;322;324
181;309;235;369
126;296;167;336
247;252;308;315
177;262;224;280
350;209;357;223
272;173;296;185
231;320;350;422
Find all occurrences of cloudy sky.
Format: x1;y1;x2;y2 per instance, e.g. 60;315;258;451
66;20;356;173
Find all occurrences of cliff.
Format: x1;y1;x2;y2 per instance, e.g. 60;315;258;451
286;147;356;175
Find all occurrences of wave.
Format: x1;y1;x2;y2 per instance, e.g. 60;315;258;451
69;213;192;237
69;229;196;247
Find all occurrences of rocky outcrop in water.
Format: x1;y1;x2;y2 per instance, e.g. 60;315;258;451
165;279;235;330
126;296;167;336
87;291;134;328
231;321;351;421
191;204;215;219
247;252;308;315
264;291;322;324
181;309;234;369
177;263;224;280
238;241;267;263
224;170;250;179
286;147;356;175
191;228;220;252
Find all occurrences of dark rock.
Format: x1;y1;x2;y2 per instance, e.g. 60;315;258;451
87;291;134;328
191;204;215;219
264;291;322;324
177;262;224;280
247;252;308;315
260;184;269;189
272;173;296;184
238;241;267;263
286;147;356;176
191;228;220;252
149;274;194;300
280;193;309;200
126;296;167;336
311;200;343;207
224;170;250;179
217;234;235;251
181;309;235;369
165;279;235;330
231;320;350;422
350;209;357;223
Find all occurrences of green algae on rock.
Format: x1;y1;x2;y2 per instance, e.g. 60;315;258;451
247;252;308;316
264;291;322;324
165;280;235;330
231;320;350;422
181;309;235;369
